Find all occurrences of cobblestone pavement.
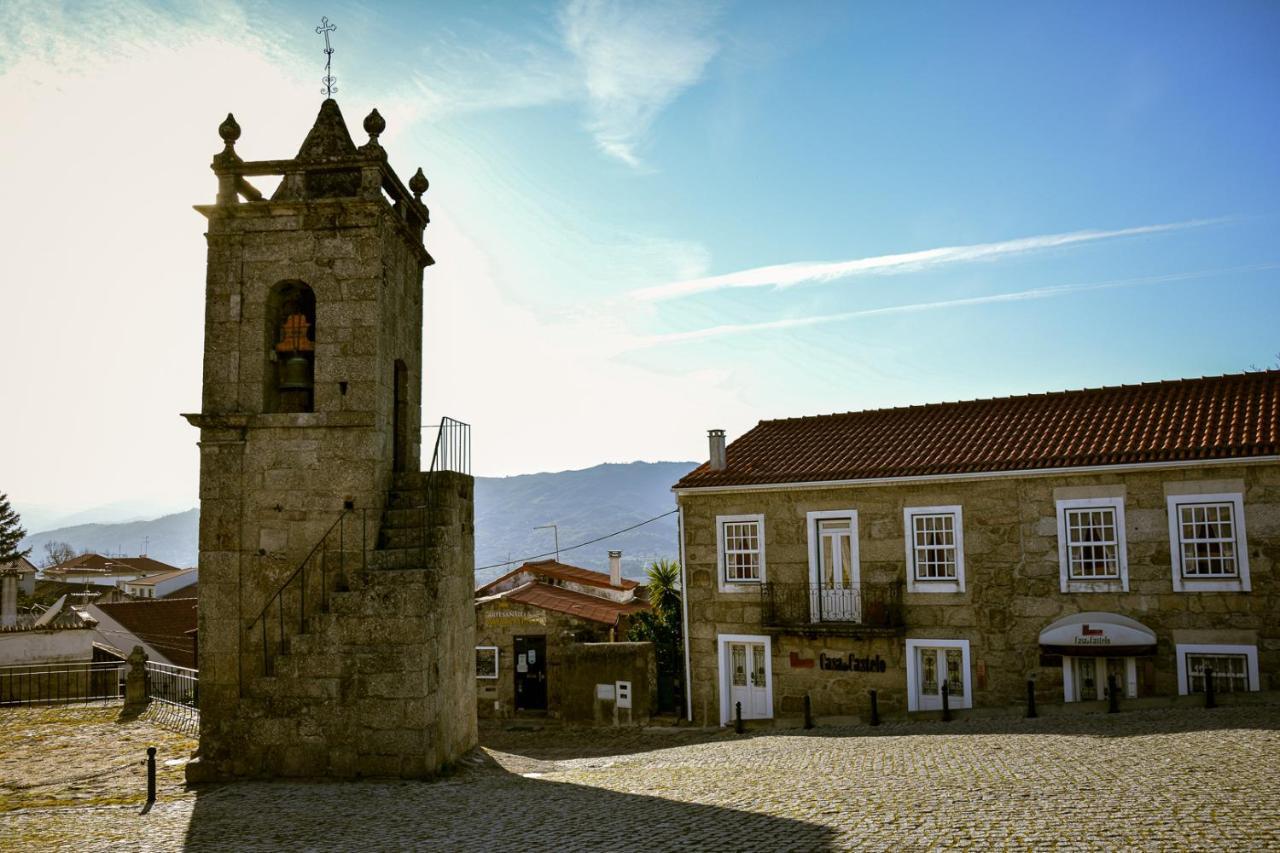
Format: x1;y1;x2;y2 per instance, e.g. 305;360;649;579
2;703;1279;851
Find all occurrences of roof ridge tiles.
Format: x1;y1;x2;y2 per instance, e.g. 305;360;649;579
754;369;1279;425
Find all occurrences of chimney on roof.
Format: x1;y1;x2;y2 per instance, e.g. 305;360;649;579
608;550;623;589
708;429;726;471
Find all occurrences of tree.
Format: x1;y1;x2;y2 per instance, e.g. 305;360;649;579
627;559;684;713
0;493;30;565
42;540;78;568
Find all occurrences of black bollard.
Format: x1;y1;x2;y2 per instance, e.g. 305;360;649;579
869;689;880;727
1204;666;1217;709
735;700;744;734
146;747;157;804
803;694;814;730
1025;679;1038;719
1107;675;1120;714
941;681;951;722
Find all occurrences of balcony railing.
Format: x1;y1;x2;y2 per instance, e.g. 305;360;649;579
760;582;905;631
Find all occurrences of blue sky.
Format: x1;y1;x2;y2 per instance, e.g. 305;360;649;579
1;1;1278;523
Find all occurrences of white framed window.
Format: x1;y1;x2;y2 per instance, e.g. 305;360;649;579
806;510;861;622
1056;497;1128;592
905;638;972;712
1167;493;1251;592
716;514;765;591
904;506;965;593
1175;643;1259;695
475;646;499;680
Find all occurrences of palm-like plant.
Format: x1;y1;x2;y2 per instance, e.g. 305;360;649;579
644;558;681;625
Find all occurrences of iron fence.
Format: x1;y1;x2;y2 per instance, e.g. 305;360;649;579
0;661;126;707
760;582;905;630
145;660;199;732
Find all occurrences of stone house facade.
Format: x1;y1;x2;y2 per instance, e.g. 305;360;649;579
675;372;1280;726
474;554;653;722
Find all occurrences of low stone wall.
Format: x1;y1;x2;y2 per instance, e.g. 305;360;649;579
558;642;656;725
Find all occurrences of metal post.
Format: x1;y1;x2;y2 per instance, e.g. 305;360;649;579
869;689;880;726
146;747;157;803
941;681;951;722
1204;666;1217;709
735;700;744;734
803;694;814;730
1026;679;1038;718
1107;675;1120;713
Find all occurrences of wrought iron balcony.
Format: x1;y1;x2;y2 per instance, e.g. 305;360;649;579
759;582;905;633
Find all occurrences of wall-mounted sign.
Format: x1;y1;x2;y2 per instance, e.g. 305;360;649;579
1038;612;1157;657
484;605;548;627
819;653;887;673
789;652;816;669
596;683;615;700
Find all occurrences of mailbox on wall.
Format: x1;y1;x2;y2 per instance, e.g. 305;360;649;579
615;680;632;710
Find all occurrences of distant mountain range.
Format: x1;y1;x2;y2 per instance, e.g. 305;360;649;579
18;461;697;583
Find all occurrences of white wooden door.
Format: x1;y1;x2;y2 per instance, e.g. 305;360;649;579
813;517;859;621
727;641;770;719
915;646;966;711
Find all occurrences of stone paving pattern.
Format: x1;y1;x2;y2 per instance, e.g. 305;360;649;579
2;703;1279;851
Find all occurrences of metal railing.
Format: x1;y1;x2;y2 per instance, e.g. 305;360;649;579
247;510;358;677
245;417;471;678
374;416;472;572
760;582;905;630
0;661;126;707
424;416;471;476
145;661;199;732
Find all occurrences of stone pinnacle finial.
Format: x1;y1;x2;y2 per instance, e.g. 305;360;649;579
363;108;385;142
218;113;241;148
409;168;429;198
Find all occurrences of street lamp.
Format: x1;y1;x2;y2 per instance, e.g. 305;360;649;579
534;524;560;563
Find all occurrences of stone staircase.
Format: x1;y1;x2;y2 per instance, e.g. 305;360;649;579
212;471;476;779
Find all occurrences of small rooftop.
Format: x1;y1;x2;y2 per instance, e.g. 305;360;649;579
476;559;639;596
126;568;197;587
481;582;649;627
46;555;182;577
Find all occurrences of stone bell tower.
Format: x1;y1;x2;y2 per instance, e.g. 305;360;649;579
184;99;476;780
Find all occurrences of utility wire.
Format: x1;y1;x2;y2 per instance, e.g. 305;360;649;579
476;509;679;572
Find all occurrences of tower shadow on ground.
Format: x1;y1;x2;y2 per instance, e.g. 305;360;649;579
180;759;838;853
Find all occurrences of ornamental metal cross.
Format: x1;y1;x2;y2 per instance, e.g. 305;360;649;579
316;16;337;97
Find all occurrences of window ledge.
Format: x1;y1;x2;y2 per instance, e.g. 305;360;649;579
1174;578;1249;593
1063;579;1126;594
907;581;964;594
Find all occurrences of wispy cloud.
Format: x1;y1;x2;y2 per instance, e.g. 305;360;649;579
629;264;1278;348
632;220;1223;301
559;0;723;167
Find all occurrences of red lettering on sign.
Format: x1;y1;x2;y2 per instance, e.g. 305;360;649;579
1081;625;1104;636
789;651;815;669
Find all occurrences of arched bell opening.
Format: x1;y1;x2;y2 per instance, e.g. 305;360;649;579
265;281;316;413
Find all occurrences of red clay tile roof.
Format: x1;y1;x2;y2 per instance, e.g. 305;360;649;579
477;559;638;595
49;555;182;576
94;599;198;668
501;583;650;626
676;371;1280;489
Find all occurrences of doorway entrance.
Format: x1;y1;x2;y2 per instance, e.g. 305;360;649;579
718;634;772;724
392;360;409;473
514;635;547;712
